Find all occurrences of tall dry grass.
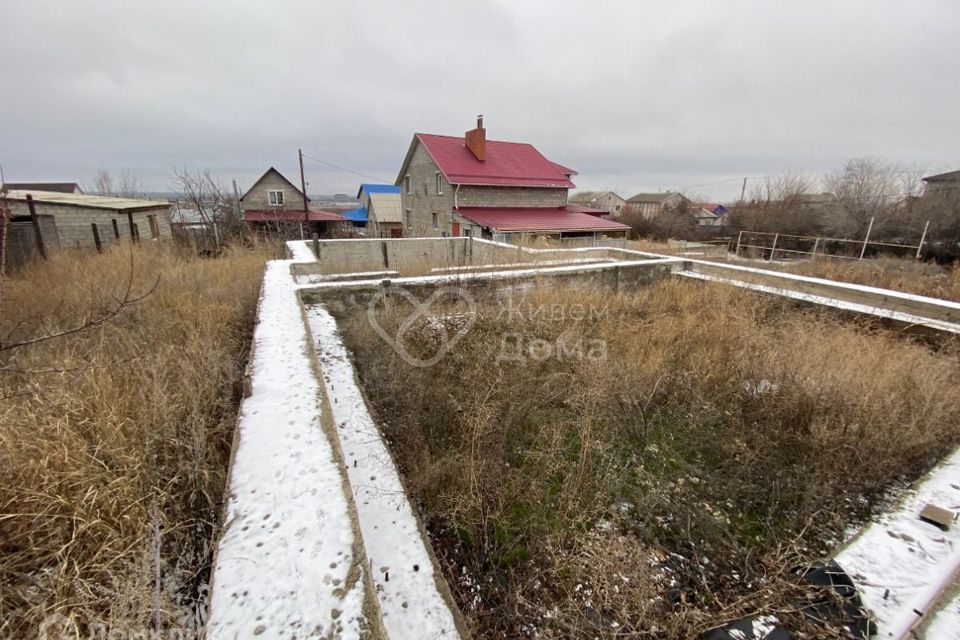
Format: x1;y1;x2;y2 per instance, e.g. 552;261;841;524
339;278;960;638
778;256;960;301
0;242;274;637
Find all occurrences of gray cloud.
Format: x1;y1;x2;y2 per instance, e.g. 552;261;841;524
1;0;957;200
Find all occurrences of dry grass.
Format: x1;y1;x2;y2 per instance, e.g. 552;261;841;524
0;242;275;637
772;256;960;302
339;278;960;638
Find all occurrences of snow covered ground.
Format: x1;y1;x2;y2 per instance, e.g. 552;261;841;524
836;447;960;639
306;307;463;640
207;259;368;639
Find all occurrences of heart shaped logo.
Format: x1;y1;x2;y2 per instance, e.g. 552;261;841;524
367;285;477;367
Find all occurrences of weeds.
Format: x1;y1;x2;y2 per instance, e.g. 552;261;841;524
0;242;274;636
339;278;960;638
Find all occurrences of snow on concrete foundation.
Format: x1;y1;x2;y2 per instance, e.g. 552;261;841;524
286;240;318;262
835;447;960;639
207;260;367;639
307;306;463;640
924;592;960;639
679;270;960;334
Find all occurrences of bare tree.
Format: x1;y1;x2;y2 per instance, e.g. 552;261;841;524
730;170;824;236
89;169;144;198
171;168;245;252
91;169;114;196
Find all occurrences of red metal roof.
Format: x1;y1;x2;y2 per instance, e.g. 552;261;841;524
550;161;578;176
417;133;576;188
457;207;631;233
244;209;345;223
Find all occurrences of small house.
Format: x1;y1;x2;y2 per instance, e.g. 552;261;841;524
240;167;345;235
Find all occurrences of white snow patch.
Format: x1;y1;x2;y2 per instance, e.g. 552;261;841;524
429;257;614;272
299;270;399;284
924;591;960;639
286;240;318;262
680;270;960;334
304;257;681;291
835;447;960;639
307;306;462;640
206;260;366;639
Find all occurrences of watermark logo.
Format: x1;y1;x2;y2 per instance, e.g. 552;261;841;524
367;284;477;367
496;331;608;365
38;613;76;640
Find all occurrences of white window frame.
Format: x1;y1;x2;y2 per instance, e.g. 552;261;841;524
435;172;443;195
404;175;411;194
268;189;284;206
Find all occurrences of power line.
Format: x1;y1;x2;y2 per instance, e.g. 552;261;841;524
299;152;392;184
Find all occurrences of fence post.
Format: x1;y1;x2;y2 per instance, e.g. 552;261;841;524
859;216;874;261
25;194;48;260
112;218;120;239
132;222;140;244
734;230;743;257
311;232;320;258
811;237;820;258
91;223;103;253
915;220;930;260
768;232;779;262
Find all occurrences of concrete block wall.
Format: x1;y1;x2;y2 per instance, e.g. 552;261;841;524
400;142;456;237
7;201;173;250
312;238;474;274
457;185;567;208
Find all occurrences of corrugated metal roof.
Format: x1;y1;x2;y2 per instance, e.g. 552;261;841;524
457;207;631;233
626;192;679;204
416;133;575;188
2;182;82;193
342;206;367;222
357;183;400;197
923;170;960;183
243;209;345;222
369;193;402;223
5;190;169;211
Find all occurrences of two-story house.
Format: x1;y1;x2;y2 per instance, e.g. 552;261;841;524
240;167;345;234
625;192;692;219
394;117;629;240
569;191;627;216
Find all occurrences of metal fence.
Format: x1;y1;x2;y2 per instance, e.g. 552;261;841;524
734;220;929;262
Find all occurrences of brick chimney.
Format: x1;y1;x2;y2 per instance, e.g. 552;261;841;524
465;114;486;162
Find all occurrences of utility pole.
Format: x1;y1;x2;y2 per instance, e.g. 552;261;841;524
26;194;48;260
299;148;309;239
231;179;242;220
739;177;748;203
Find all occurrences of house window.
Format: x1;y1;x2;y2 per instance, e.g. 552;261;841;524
147;214;160;238
405;208;412;228
268;190;284;206
404;175;411;194
432;212;439;229
436;173;443;195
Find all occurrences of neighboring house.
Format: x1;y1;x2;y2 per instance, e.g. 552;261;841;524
240;167;345;234
569;191;626;216
2;181;84;194
625;192;691;219
695;203;729;227
922;170;960;197
394;116;630;240
3;190;172;250
357;184;403;237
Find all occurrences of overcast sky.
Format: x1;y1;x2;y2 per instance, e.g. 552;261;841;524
2;0;958;201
